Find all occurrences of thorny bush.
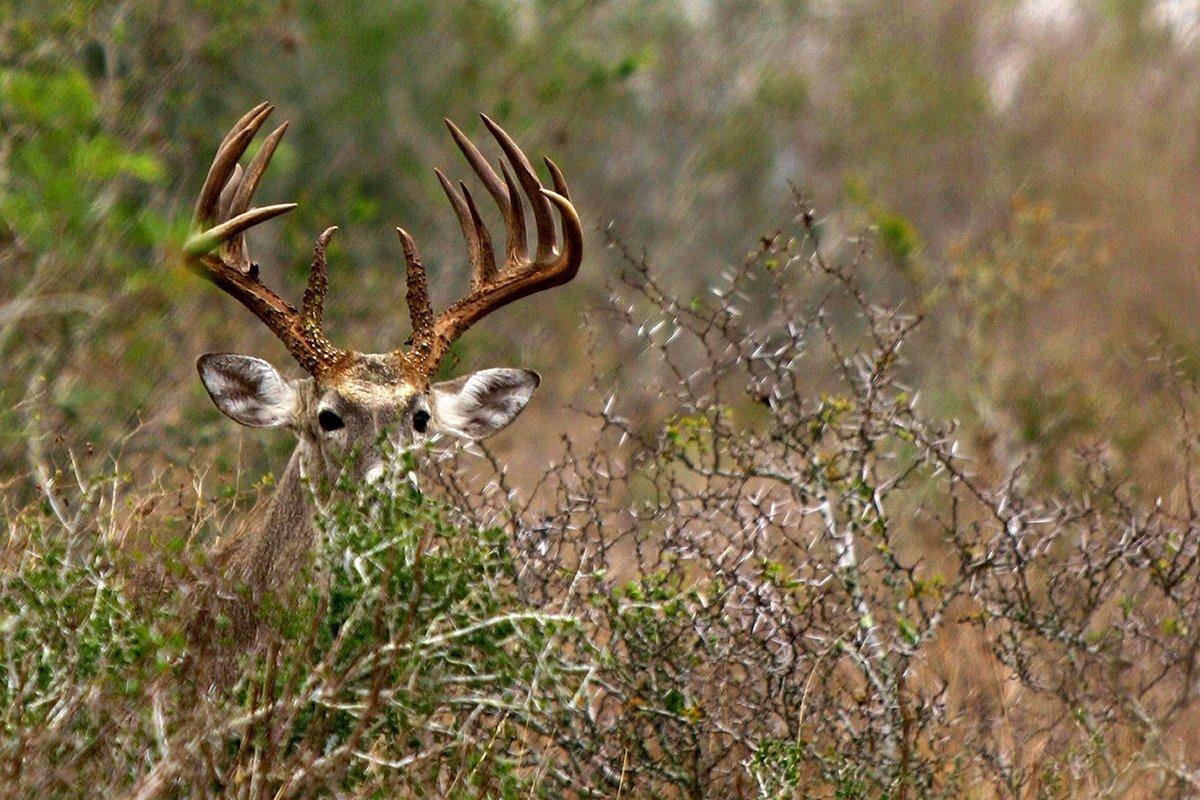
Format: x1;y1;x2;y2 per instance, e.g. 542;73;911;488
5;205;1200;798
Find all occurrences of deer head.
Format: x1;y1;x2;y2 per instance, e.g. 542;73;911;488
183;103;582;485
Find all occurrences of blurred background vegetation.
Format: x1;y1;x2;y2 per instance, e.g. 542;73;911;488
4;0;1200;494
13;3;1200;795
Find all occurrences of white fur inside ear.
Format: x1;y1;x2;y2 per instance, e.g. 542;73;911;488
197;353;298;428
431;368;539;440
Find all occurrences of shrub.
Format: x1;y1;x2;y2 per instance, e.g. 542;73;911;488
6;205;1200;797
2;453;586;797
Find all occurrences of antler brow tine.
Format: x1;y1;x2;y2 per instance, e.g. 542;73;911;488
395;227;434;352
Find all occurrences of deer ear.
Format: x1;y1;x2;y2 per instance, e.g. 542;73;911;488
197;353;299;428
431;368;539;440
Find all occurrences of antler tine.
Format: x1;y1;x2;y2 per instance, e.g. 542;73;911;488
544;156;570;201
540;188;584;276
217;163;243;222
301;226;337;324
497;161;528;265
183;203;297;258
435;169;496;290
221;121;290;269
446;118;529;264
480;114;556;262
395;227;434;351
229;121;289;220
218;102;270;151
458;182;497;289
194;103;272;226
444;118;508;207
184;106;347;379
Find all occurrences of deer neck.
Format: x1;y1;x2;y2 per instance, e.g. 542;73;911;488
199;441;328;665
237;438;330;598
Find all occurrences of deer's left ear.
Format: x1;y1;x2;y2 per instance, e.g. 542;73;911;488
431;368;539;440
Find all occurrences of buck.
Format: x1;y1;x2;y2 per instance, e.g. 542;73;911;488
182;103;581;614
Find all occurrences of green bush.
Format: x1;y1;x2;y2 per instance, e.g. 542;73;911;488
2;453;586;797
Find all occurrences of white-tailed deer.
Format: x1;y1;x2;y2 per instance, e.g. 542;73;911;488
182;103;581;624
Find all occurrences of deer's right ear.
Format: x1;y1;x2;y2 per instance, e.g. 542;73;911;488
197;354;299;428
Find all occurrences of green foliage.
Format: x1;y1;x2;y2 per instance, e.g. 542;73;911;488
0;66;164;254
845;174;923;267
2;527;154;690
0;460;588;796
748;738;805;799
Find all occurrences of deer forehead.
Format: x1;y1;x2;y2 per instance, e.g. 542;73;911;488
320;354;424;408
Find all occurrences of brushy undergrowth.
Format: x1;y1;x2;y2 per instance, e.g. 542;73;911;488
6;209;1200;798
2;454;587;797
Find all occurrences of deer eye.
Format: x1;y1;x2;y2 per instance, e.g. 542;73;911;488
412;409;430;433
318;409;345;432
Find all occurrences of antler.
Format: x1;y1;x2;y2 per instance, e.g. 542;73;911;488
184;106;583;384
183;103;347;378
393;114;583;381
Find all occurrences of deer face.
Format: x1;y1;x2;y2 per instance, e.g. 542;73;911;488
197;352;539;482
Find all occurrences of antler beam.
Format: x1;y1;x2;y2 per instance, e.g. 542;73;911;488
394;114;583;380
